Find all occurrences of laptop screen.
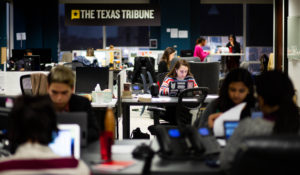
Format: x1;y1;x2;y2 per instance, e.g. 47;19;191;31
223;121;239;139
49;124;80;159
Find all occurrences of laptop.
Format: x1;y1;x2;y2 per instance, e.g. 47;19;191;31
223;121;239;139
56;112;88;147
49;124;80;159
169;80;195;97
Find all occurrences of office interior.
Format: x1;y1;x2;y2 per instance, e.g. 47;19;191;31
1;0;300;174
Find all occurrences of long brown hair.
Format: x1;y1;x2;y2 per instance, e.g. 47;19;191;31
160;47;176;68
167;59;193;78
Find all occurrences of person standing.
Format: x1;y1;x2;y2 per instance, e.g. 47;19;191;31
193;37;210;62
225;34;241;72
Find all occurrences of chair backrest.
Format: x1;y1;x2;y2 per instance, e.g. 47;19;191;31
231;136;300;175
176;87;208;126
132;56;156;83
189;62;220;94
170;57;200;70
156;72;168;87
20;74;33;95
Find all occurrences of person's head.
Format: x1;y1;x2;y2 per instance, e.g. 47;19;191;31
109;45;114;49
218;68;255;111
161;47;176;67
86;48;94;57
8;96;58;152
196;37;207;46
47;66;75;110
229;34;236;44
167;59;193;80
25;49;33;56
255;71;299;134
259;54;269;73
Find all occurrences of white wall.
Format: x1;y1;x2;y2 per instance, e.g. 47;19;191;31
288;0;300;106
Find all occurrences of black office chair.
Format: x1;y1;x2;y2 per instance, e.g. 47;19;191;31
189;62;220;94
148;87;208;135
230;136;300;175
20;74;33;95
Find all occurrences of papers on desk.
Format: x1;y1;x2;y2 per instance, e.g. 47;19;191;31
213;102;246;137
93;160;135;172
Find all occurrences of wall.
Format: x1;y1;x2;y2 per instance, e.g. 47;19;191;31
158;0;192;54
0;1;6;49
13;0;59;62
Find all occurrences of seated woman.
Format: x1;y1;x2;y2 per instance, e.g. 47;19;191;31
194;68;255;129
159;60;198;124
193;37;210;62
220;70;300;172
0;96;90;175
160;59;198;96
158;47;176;73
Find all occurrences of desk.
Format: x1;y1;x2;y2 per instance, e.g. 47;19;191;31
82;139;221;175
121;95;218;139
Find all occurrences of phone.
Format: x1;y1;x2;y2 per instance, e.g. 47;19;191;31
186;126;221;156
155;125;190;159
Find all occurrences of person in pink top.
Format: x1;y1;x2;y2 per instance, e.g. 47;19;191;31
193;37;210;62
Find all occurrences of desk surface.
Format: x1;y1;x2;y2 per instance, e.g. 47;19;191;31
82;140;221;175
210;53;244;56
122;94;218;105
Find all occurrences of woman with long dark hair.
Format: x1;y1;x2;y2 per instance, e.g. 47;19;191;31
158;47;176;73
225;34;241;72
220;70;300;172
195;68;255;128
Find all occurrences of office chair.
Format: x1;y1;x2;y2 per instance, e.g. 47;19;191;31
20;73;48;96
131;56;156;84
189;62;220;94
20;74;33;95
230;136;300;175
148;87;208;135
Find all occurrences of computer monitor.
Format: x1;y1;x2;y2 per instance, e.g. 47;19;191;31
56;112;88;147
223;121;239;139
180;50;193;57
49;124;80;159
75;67;109;94
31;48;52;64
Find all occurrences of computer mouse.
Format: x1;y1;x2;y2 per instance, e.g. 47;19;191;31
132;143;154;160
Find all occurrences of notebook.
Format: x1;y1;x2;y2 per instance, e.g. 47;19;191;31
49;124;80;159
223;121;239;139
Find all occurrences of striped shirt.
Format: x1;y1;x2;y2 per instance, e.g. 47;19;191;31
160;76;198;95
0;142;90;175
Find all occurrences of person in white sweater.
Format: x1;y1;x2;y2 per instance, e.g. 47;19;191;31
0;96;90;175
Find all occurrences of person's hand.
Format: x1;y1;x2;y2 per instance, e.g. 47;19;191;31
208;112;222;128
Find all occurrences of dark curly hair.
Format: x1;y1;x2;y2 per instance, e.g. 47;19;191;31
8;95;58;153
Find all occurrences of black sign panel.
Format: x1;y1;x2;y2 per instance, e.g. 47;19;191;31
65;4;161;26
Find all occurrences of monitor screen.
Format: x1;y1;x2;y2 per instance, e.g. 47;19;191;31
224;121;239;139
23;55;41;71
32;48;52;63
75;67;109;94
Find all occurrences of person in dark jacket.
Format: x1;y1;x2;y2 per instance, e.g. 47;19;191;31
225;34;241;72
158;47;176;73
47;65;99;142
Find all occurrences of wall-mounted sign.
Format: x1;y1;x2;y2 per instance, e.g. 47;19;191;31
65;4;161;26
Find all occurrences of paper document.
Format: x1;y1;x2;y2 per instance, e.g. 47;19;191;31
213;102;246;137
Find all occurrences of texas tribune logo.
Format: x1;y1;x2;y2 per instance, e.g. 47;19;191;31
71;10;80;20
